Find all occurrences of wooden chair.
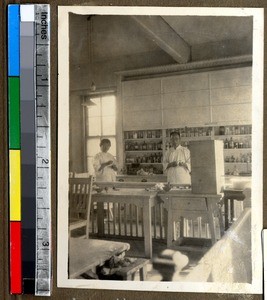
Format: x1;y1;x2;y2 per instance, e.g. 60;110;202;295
73;172;91;178
69;176;93;238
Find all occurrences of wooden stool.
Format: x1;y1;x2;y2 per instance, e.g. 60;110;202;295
115;258;150;281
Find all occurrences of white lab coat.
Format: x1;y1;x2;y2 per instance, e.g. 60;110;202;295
93;152;117;182
163;145;191;184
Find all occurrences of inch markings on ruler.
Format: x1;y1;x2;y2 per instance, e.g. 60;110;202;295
34;4;51;296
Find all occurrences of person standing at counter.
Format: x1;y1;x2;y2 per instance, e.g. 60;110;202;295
163;131;191;185
93;139;118;182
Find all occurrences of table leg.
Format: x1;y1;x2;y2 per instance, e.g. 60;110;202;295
224;198;229;231
206;197;216;245
97;202;105;237
230;199;235;223
143;200;152;258
165;197;174;247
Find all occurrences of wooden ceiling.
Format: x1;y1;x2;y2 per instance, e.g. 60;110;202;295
69;13;253;90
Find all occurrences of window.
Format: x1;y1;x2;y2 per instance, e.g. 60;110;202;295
85;94;116;175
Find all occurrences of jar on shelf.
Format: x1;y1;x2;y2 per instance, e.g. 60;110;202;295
224;138;229;149
219;126;225;135
142;141;147;150
157;141;162;150
229;137;234;149
134;142;139;150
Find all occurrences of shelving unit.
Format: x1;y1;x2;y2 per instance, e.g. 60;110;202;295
123;125;252;176
214;125;252;175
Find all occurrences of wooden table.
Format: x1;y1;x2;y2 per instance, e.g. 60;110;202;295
69;238;130;279
221;189;246;231
158;190;222;247
92;188;158;258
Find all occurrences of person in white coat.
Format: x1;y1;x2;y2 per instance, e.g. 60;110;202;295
93;139;117;221
93;139;118;182
163;131;191;185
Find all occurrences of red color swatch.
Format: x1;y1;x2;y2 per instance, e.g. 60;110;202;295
10;221;22;294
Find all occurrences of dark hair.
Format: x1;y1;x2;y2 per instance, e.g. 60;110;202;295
170;131;180;138
100;139;111;146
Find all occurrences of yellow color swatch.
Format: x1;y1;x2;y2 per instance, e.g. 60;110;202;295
9;150;21;221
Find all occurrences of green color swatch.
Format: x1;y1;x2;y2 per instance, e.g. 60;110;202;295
8;77;20;149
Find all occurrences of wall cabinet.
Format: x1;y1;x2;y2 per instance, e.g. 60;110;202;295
119;66;252;176
121;66;252;129
123;125;252;176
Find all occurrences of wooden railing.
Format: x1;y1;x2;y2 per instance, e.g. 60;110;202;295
90;200;168;241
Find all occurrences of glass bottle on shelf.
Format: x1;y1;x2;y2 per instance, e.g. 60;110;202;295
133;131;138;139
125;142;129;151
219;126;225;135
147;131;152;138
134;142;139;151
224;138;229;149
229;137;234;149
142;141;147;150
139;131;144;139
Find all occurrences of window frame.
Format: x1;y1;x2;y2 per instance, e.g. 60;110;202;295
84;93;117;173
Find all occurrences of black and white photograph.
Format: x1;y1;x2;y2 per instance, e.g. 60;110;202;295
57;6;263;294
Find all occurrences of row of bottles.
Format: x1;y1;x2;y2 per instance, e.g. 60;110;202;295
224;137;251;149
166;127;213;138
225;153;252;163
217;125;252;136
125;140;163;151
125;152;163;164
124;130;162;140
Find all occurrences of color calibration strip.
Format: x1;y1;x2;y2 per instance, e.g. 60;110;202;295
8;4;22;294
20;5;36;294
8;4;51;295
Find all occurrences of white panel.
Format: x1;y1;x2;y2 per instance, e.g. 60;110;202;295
163;106;211;127
122;78;161;97
211;103;252;123
210;67;252;89
123;94;161;111
162;72;209;93
211;86;252;105
123;110;162;130
21;5;35;21
163;90;210;109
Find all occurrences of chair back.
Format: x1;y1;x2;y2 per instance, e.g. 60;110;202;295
69;176;93;226
74;172;90;178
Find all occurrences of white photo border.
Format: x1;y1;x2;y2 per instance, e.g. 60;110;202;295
57;6;264;294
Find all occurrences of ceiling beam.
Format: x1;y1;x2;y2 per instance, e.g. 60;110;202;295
132;16;191;64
